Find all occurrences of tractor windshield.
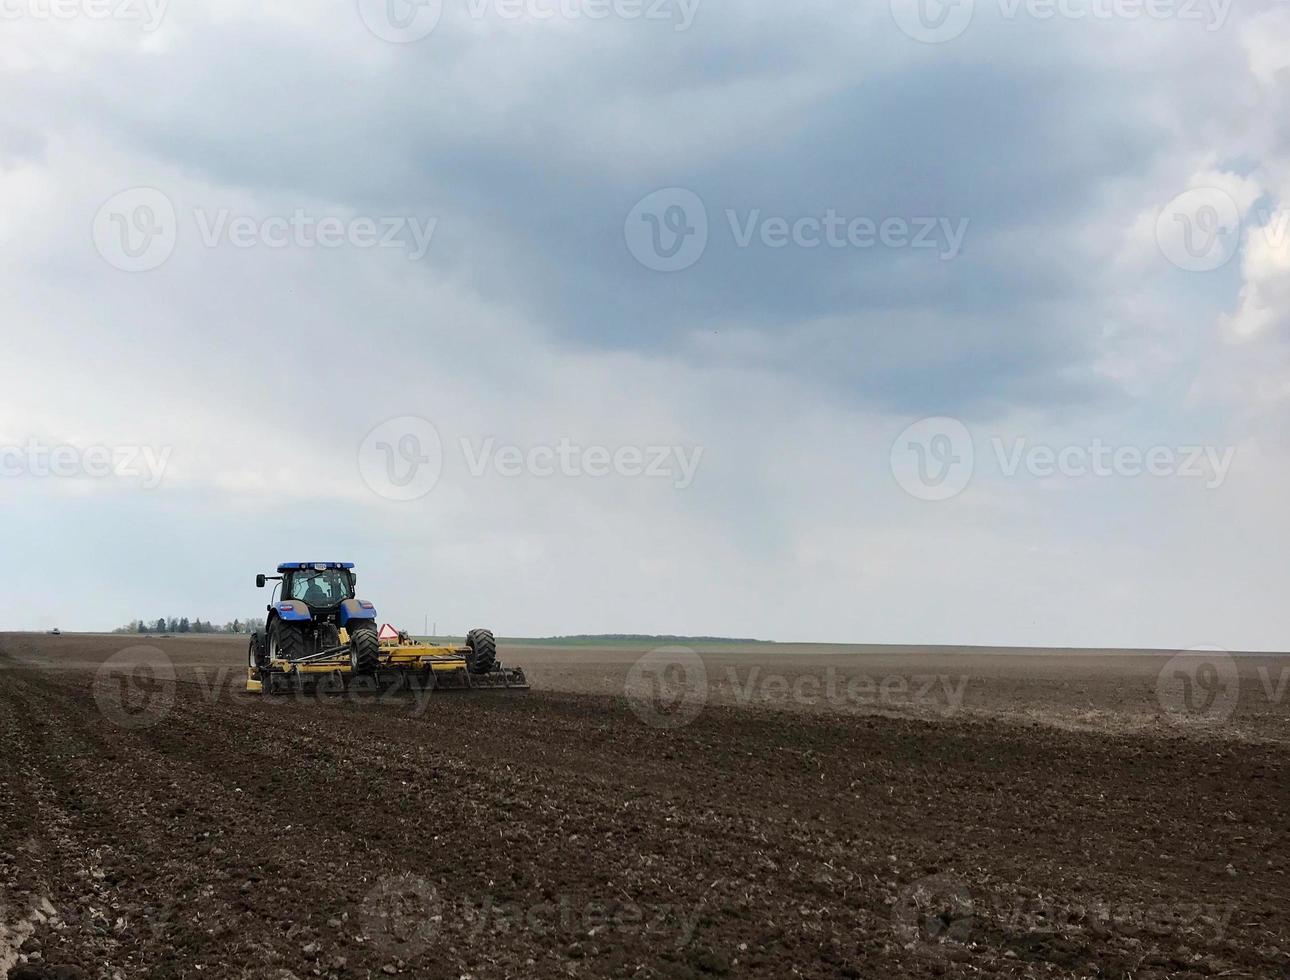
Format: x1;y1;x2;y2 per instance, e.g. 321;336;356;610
287;568;354;606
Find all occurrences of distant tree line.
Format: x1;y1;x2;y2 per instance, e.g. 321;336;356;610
113;617;267;635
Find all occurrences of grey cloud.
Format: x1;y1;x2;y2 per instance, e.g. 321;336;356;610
7;1;1261;422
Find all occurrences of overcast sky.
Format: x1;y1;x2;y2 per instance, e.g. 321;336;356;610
2;0;1288;649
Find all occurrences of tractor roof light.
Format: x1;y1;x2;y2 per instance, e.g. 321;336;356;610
275;561;356;572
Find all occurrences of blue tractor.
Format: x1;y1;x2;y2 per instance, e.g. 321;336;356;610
247;562;526;695
249;563;382;679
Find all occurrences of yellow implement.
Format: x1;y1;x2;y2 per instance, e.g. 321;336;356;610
247;628;529;695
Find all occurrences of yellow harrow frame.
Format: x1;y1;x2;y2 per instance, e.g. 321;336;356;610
248;629;529;695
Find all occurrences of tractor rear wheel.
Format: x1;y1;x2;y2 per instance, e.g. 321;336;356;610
465;628;497;675
270;619;306;663
349;622;380;674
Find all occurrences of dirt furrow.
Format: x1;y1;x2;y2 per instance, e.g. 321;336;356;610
2;637;1288;980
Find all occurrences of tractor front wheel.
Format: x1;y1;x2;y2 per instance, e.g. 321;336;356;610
465;628;497;675
349;623;380;674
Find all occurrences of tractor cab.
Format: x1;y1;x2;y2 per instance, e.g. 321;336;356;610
282;565;355;609
256;562;364;614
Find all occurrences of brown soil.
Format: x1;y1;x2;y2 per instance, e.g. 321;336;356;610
1;633;1287;979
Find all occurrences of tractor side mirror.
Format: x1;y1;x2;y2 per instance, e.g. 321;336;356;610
256;574;266;588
